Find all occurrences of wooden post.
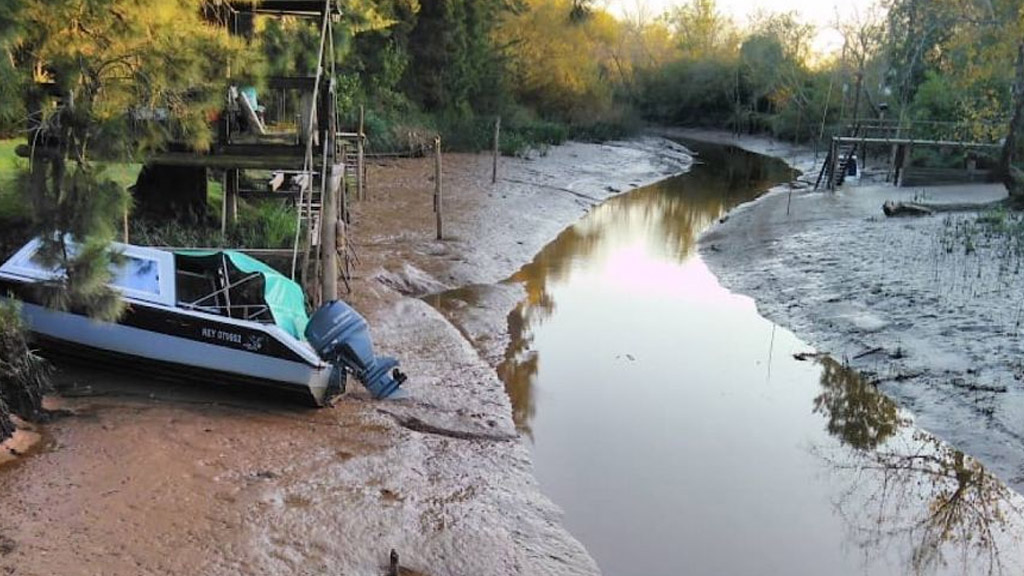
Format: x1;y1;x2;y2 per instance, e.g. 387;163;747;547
492;116;501;184
123;206;130;243
299;92;315;147
227;168;239;224
828;138;839;192
358;105;366;201
338;217;350;294
434;136;443;240
340;142;349;224
220;171;228;235
321;163;341;303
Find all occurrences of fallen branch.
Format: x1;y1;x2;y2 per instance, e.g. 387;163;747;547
501;177;604;202
378;409;516;442
950;378;1007;394
853;346;885;359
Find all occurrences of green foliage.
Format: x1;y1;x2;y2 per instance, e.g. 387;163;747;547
636;56;738;126
637;3;824;139
259;17;321;78
403;0;507;114
0;0;255;321
497;0;620;125
26;165;129;321
234;200;298;249
669;0;737;60
0;139;27;221
0;298;52;441
130;197;297;250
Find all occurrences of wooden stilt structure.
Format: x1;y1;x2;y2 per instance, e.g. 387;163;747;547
18;0;357;303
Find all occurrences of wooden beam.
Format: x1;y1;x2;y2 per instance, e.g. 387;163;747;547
227;0;327;15
155;247;296;257
834;136;1001;149
147;152;317;170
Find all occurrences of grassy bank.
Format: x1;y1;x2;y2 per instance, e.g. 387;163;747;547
0;140;296;255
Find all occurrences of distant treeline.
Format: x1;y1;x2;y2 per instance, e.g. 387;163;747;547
311;0;1023;154
1;0;1021;155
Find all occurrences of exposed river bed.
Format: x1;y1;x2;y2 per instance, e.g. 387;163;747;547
433;141;1024;575
3;136;1024;575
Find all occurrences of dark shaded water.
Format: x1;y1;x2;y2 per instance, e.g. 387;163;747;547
435;141;1024;575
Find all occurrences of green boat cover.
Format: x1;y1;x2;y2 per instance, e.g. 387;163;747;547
176;250;309;339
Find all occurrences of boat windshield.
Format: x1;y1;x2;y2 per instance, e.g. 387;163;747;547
110;256;161;296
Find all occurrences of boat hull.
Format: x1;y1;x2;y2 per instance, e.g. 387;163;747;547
12;300;332;406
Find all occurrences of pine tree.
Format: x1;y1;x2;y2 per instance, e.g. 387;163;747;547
0;0;256;320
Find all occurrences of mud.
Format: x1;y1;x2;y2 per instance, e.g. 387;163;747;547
0;137;690;575
686;129;1024;493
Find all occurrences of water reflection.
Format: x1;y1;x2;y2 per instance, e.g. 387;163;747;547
813;358;1023;575
499;141;793;433
434;140;1024;575
813;356;909;451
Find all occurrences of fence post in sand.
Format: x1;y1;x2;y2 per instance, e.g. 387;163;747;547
358;105;366;201
434;136;443;241
321;163;341;303
828;138;839;192
492;116;501;184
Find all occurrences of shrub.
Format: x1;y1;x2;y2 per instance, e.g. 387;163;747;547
0;299;52;441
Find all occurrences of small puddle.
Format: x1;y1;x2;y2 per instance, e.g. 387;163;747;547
433;141;1024;575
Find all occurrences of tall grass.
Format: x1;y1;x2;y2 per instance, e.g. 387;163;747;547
130;197;297;249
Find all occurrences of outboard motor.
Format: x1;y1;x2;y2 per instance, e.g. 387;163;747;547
305;300;407;399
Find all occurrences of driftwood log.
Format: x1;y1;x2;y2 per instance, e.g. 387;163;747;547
882;201;934;217
881;198;1015;217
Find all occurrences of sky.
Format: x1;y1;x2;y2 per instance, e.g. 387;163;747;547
603;0;881;55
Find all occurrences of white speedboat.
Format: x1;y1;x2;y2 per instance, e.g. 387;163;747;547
0;238;405;405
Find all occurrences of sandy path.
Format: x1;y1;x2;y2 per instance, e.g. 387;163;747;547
682;128;1024;491
0;137;690;576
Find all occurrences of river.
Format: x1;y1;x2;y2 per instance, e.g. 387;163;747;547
434;140;1024;575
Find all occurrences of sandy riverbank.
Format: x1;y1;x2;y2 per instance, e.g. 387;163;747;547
0;137;690;576
683;128;1024;492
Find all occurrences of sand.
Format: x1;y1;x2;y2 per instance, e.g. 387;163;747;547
0;136;691;576
6;125;1020;574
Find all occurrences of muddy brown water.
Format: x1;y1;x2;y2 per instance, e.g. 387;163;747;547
435;141;1024;575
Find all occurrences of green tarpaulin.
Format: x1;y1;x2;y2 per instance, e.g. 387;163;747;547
176;250;309;339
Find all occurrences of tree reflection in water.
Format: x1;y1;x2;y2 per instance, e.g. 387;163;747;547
813;357;1023;575
497;141;793;437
